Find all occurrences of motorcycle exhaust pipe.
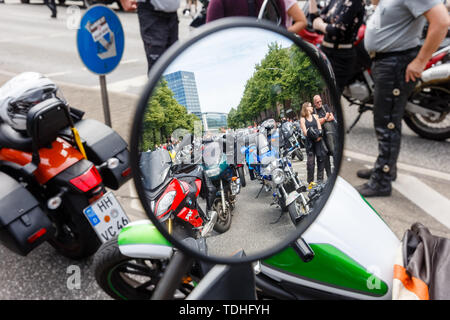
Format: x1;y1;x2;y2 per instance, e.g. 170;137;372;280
420;63;450;86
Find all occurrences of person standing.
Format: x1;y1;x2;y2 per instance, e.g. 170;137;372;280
355;0;450;197
44;0;57;18
300;102;326;185
313;94;335;177
284;0;307;33
207;0;286;26
309;0;365;95
183;0;198;16
120;0;180;75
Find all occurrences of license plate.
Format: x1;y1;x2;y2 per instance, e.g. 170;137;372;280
83;192;130;243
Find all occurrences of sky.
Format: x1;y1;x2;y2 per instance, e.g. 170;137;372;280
164;27;294;115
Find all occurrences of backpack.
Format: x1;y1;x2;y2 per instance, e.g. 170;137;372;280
150;0;180;13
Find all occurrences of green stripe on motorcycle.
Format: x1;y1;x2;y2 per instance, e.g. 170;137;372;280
263;243;388;297
118;223;172;247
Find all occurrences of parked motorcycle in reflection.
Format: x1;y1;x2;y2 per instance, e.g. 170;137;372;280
279;120;304;161
242;119;310;226
202;138;241;233
140;143;219;240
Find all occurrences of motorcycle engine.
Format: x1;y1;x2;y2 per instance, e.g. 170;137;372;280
344;80;370;102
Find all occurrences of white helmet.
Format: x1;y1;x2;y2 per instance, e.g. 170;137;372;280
0;72;61;131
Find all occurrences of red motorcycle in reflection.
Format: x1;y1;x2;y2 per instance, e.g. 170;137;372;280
140;146;218;240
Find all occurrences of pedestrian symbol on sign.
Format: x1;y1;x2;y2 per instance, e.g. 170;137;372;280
85;16;117;60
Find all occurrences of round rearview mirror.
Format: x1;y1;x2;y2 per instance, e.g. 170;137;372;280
130;18;344;265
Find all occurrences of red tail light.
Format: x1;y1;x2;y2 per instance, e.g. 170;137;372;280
121;167;131;177
70;166;102;192
27;228;47;244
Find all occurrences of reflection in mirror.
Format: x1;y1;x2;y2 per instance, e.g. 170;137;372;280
137;27;341;259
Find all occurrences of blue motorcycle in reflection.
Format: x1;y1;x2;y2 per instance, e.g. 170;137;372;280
241;119;310;226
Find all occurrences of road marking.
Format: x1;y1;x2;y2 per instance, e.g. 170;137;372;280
344;149;450;182
0;70;16;77
120;59;140;65
97;75;147;93
44;71;72;78
361;163;450;229
393;173;450;229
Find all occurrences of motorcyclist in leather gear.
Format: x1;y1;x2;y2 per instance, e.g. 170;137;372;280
360;50;418;196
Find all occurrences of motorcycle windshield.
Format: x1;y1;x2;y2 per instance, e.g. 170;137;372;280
257;133;269;154
140;149;172;190
281;122;294;138
260;118;276;132
203;140;222;168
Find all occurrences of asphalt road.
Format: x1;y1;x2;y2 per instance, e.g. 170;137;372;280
0;0;449;300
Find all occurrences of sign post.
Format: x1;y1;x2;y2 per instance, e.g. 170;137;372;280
76;5;124;127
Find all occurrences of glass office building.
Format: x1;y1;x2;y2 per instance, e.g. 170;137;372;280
163;71;202;119
202;112;228;131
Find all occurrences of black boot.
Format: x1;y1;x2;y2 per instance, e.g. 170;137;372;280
357;168;397;181
355;182;391;197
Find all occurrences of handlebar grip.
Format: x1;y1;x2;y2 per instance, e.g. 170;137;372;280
292;237;315;263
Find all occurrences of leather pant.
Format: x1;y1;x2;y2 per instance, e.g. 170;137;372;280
368;49;419;190
137;2;179;75
306;139;326;183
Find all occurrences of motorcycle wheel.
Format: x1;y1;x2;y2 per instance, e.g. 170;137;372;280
48;196;101;260
404;112;450;141
294;149;304;161
213;198;232;233
93;238;194;300
237;166;246;187
404;87;450;141
288;196;309;226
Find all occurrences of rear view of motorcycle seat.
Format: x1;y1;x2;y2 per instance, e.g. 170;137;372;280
0;171;55;256
26;98;71;149
0;98;69;152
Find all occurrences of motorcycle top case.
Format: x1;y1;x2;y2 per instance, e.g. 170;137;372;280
61;119;131;190
0;172;55;256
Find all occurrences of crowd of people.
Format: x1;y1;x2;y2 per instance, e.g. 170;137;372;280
254;93;336;187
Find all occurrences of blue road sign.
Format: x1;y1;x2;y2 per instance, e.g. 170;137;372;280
77;5;125;75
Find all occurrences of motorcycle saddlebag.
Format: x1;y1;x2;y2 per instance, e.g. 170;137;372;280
0;172;55;256
66;119;131;190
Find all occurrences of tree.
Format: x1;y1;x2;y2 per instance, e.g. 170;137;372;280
236;43;326;124
140;79;199;151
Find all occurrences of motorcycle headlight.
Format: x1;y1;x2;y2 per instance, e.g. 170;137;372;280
206;167;221;177
156;191;176;217
272;168;285;185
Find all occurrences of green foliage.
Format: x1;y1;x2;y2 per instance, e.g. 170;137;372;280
140;79;199;151
227;43;326;128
